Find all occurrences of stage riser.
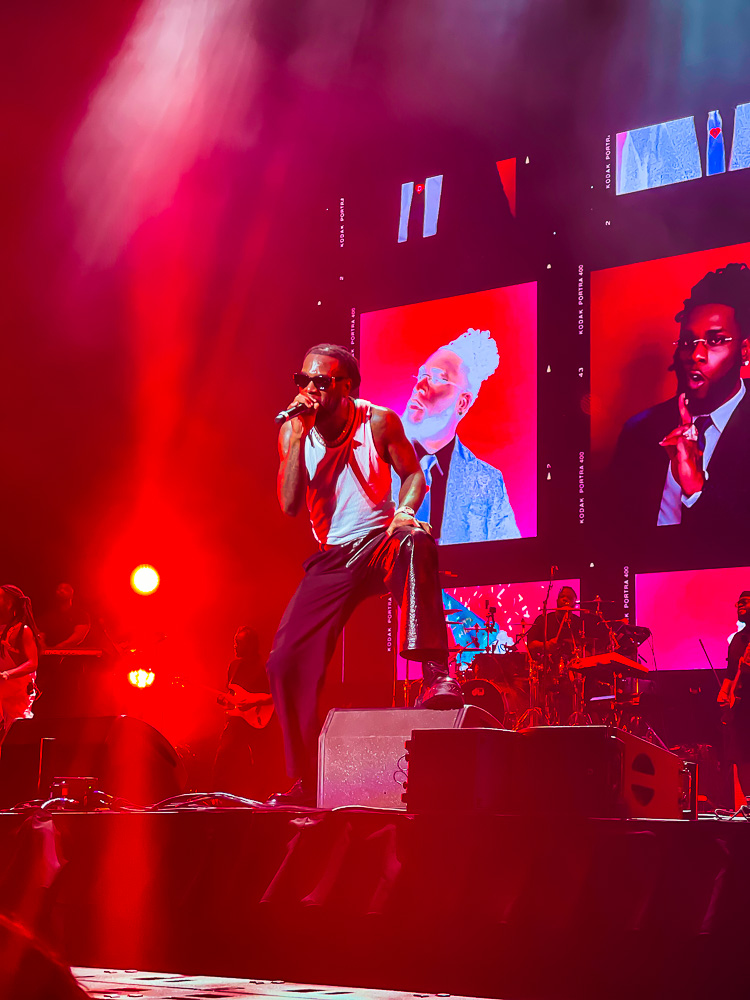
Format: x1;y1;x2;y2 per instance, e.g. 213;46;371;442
0;809;748;1000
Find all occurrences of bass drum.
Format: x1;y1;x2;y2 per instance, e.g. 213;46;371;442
459;679;509;727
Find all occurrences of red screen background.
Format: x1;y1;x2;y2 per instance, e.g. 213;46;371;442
360;283;537;538
636;566;750;672
590;241;750;469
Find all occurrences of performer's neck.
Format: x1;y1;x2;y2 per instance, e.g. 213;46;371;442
315;396;353;442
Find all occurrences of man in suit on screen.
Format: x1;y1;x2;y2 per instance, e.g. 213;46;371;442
610;263;750;532
400;327;520;544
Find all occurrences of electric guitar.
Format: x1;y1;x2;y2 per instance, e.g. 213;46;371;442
175;677;274;729
721;647;750;724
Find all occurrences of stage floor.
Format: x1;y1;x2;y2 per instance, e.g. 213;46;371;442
74;967;492;999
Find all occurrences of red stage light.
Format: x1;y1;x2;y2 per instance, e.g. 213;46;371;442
128;668;155;688
130;564;160;594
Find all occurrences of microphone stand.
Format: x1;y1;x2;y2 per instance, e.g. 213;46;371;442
541;572;553;670
698;638;723;690
518;570;556;730
485;601;498;652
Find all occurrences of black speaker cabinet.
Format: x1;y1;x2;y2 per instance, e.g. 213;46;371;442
0;716;186;808
404;725;695;819
318;706;502;808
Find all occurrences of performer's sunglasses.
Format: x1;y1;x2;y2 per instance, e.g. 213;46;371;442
293;372;345;390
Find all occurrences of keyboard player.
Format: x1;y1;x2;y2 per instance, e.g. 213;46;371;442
36;583;92;717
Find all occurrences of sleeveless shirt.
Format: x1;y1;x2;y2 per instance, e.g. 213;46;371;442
0;623;37;722
0;623;32;671
304;399;395;547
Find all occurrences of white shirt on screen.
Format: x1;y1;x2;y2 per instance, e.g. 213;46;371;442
658;381;746;526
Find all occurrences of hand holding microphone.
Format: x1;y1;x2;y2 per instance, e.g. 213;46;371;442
274;390;319;431
274;400;313;425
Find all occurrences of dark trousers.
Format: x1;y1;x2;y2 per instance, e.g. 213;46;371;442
267;525;448;781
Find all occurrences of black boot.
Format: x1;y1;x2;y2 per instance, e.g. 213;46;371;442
415;669;463;709
265;778;317;807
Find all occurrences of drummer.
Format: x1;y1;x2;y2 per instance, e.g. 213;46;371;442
527;586;586;663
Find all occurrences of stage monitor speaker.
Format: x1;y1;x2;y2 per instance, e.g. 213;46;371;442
318;705;502;809
0;715;186;809
403;725;694;819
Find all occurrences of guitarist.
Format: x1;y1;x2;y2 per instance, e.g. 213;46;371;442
212;626;282;800
718;591;750;795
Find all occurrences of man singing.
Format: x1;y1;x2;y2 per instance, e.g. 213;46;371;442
266;344;461;807
610;263;750;530
401;327;519;544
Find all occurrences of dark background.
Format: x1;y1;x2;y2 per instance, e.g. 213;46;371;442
3;0;750;760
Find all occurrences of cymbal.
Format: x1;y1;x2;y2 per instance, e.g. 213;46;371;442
578;598;615;605
444;608;467;616
555;607;612;616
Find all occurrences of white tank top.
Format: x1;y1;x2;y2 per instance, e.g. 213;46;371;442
305;399;395;547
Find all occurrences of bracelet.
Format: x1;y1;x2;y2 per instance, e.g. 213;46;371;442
395;505;417;518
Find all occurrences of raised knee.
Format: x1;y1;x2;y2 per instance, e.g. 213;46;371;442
402;526;436;554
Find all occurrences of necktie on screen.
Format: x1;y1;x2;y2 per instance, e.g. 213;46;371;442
415;453;437;523
694;415;712;461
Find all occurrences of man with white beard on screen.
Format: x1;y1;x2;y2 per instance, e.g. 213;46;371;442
401;327;520;544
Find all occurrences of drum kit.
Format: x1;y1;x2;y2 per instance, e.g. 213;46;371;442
443;600;663;743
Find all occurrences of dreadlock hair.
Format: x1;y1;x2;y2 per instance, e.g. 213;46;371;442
669;263;750;376
304;344;361;395
0;585;42;651
675;262;750;336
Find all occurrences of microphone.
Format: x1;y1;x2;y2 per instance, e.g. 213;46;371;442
274;401;313;426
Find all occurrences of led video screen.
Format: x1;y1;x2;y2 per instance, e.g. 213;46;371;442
443;577;580;659
360;282;537;545
635;565;750;673
616;103;750;196
394;576;579;681
590;241;750;534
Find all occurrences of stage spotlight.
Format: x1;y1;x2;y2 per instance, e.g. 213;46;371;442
130;564;160;594
128;668;155;689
